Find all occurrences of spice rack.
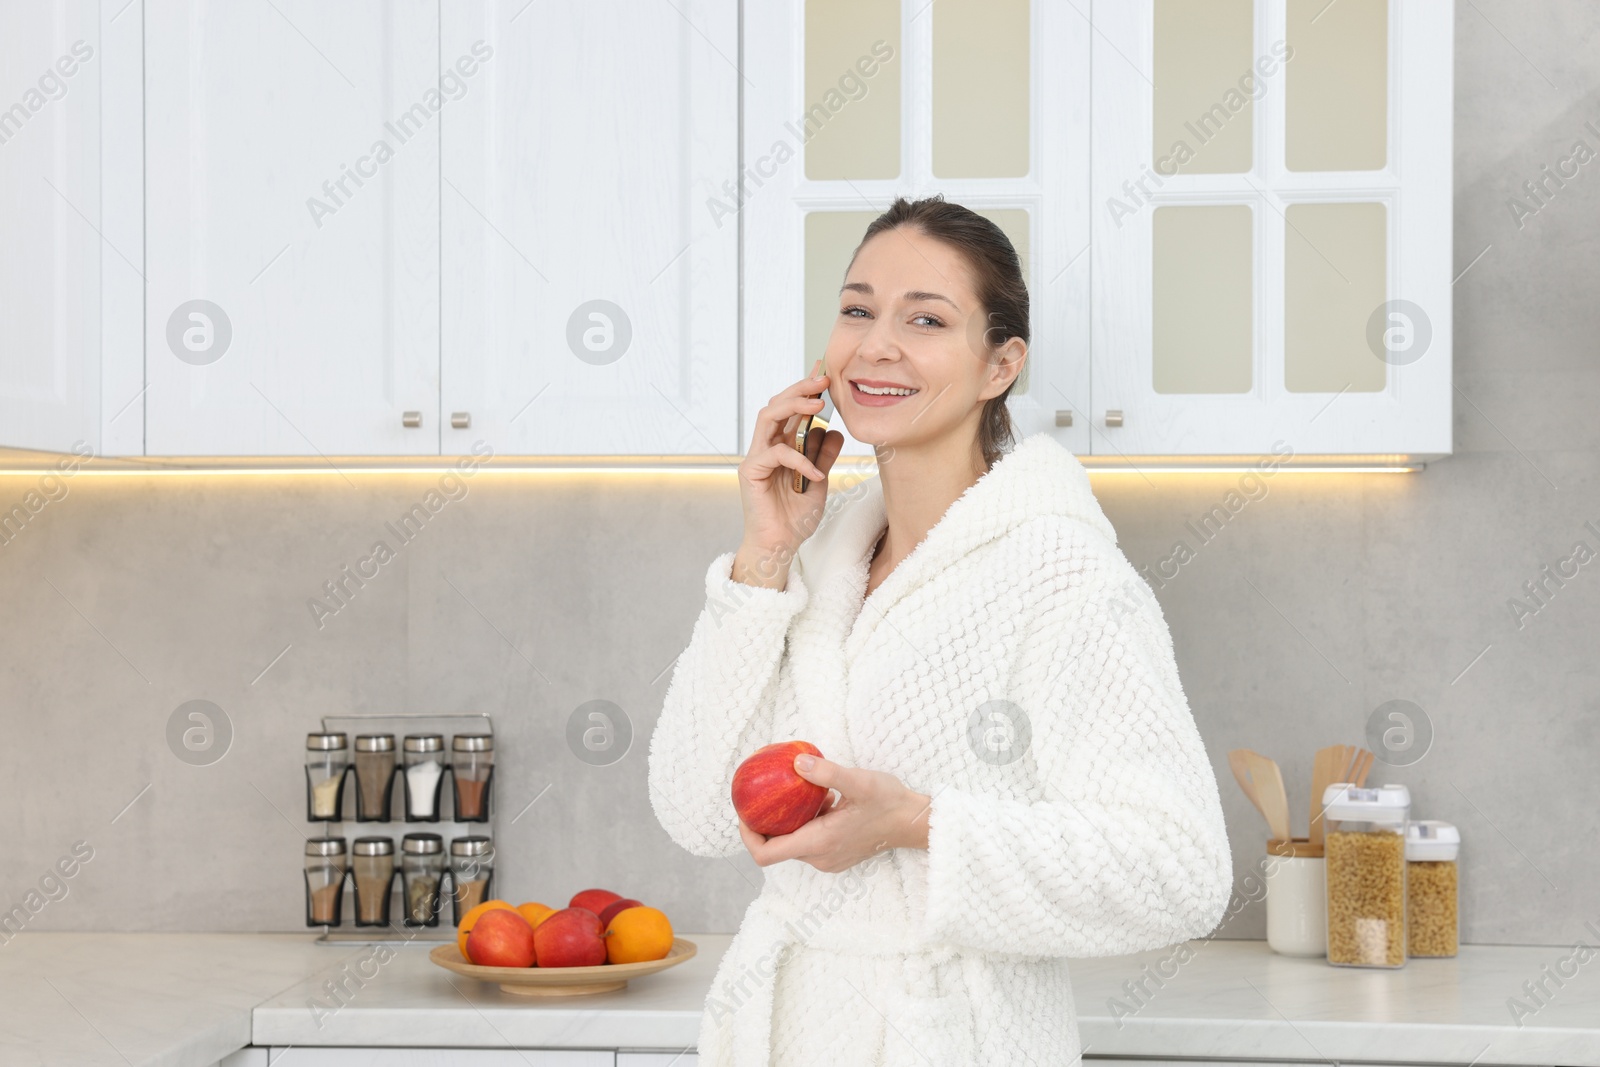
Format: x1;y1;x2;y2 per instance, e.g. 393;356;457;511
309;712;495;945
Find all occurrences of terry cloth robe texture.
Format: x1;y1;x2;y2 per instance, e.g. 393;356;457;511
647;431;1233;1066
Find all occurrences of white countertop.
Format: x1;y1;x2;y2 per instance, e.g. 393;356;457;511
3;933;1596;1066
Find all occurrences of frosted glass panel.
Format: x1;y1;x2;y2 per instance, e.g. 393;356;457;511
1153;206;1253;394
933;0;1029;178
805;0;901;180
1287;0;1388;171
1284;202;1387;392
805;208;1031;392
806;211;880;373
1153;0;1254;175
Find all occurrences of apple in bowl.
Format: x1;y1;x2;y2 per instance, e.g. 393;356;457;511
732;740;828;836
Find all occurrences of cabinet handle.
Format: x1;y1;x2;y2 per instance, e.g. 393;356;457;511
402;411;422;428
1054;410;1074;428
451;412;471;430
1104;409;1124;428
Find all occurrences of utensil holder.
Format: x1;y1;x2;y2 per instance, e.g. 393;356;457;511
1265;837;1326;957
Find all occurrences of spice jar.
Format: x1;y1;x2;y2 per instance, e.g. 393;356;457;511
402;735;447;822
1322;782;1410;968
1264;837;1326;957
305;733;350;822
450;735;494;822
351;837;396;927
449;836;495;926
1406;820;1460;959
304;837;347;927
353;735;397;822
400;833;445;926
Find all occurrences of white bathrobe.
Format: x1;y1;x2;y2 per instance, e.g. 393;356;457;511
647;431;1233;1065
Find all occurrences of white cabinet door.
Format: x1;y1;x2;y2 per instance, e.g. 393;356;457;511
0;5;104;454
741;0;1092;460
440;0;738;457
144;0;441;457
1091;0;1453;459
264;1051;612;1066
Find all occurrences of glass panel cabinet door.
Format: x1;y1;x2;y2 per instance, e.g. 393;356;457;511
1092;0;1453;459
744;0;1092;459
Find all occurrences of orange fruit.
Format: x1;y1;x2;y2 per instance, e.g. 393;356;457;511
604;906;674;964
457;899;515;960
516;902;556;931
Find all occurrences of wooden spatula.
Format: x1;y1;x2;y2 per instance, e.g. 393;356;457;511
1229;749;1290;842
1228;749;1269;832
1252;753;1292;843
1309;745;1348;846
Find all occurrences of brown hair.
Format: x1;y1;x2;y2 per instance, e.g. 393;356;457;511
847;194;1028;470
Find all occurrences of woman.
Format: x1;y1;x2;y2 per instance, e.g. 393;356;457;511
647;196;1232;1065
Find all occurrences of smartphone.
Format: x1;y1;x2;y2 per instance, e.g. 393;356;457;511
791;386;835;493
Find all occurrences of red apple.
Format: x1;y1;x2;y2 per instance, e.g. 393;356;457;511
597;897;643;927
465;909;537;968
732;740;827;836
534;906;608;967
569;888;622;915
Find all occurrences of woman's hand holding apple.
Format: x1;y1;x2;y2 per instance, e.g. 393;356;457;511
736;749;932;874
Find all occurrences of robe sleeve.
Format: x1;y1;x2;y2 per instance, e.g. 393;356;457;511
647;549;810;859
914;554;1233;958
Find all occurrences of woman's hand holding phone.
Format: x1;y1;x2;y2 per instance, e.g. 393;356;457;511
731;360;845;589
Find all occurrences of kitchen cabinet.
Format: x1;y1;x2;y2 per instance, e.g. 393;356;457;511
143;0;442;457
1090;0;1454;458
741;0;1094;459
1;0;1452;463
0;3;120;455
439;0;739;457
742;0;1453;462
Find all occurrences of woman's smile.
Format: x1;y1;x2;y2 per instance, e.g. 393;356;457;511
848;377;921;407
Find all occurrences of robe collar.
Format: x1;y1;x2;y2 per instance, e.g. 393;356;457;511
796;431;1119;660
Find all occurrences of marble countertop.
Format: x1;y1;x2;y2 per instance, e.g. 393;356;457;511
4;933;1596;1066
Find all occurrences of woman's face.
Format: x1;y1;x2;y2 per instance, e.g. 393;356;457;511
825;226;1024;452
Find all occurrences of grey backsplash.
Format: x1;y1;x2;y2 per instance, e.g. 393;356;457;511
4;5;1598;947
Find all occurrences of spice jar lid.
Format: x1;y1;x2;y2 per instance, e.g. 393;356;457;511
403;734;445;753
401;833;444;854
450;836;494;857
452;734;493;752
305;837;347;856
353;837;395;856
306;732;349;750
1321;782;1410;823
1406;820;1460;861
355;734;395;752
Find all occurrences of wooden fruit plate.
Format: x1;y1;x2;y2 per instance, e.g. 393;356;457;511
428;938;697;997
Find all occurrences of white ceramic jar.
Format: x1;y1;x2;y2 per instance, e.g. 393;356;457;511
1265;837;1327;957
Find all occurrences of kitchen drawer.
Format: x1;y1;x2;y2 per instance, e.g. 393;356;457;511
260;1050;613;1066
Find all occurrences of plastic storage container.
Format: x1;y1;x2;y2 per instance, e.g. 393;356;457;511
1406;819;1460;958
1322;782;1410;968
1265;837;1326;957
